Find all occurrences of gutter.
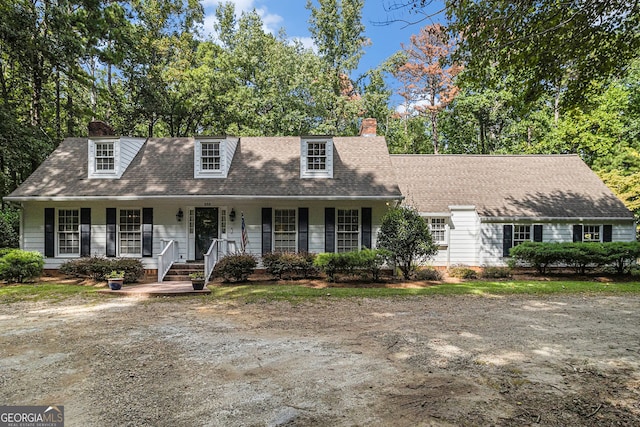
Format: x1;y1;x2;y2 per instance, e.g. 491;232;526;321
480;216;634;222
5;194;405;202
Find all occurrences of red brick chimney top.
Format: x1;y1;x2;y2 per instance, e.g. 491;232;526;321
88;121;115;137
359;118;377;137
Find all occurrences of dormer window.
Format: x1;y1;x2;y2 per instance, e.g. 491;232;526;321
301;137;333;178
194;137;238;178
307;141;326;170
201;142;221;170
95;142;115;171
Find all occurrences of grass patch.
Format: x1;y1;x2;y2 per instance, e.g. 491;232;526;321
0;283;99;303
208;280;640;303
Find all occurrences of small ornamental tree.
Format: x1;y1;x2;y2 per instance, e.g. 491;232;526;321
377;206;438;279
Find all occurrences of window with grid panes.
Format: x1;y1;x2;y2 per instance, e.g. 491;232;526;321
583;225;601;242
274;209;296;252
119;209;141;255
307;141;326;170
95;142;114;171
337;209;359;252
58;209;80;255
429;218;446;243
201;142;221;170
513;225;531;246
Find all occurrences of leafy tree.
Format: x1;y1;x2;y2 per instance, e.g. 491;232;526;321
377;206;438;279
392;24;461;153
393;0;640;107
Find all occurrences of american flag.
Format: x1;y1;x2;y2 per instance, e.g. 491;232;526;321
241;212;249;252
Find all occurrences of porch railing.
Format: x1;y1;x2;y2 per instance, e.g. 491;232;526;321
204;239;237;281
158;239;178;282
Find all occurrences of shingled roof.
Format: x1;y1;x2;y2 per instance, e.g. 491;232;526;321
6;136;402;201
390;155;633;219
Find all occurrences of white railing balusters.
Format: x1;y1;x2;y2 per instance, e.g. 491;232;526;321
158;239;178;282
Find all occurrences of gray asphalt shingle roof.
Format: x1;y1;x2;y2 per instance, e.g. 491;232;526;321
7;136;402;200
390;154;633;219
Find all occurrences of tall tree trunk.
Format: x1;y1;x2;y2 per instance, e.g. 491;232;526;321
430;110;439;154
66;87;74;136
554;87;561;125
55;68;61;140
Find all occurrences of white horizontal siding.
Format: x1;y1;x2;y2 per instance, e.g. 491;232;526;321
448;208;480;266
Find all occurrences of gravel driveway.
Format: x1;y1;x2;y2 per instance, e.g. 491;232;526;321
1;294;639;426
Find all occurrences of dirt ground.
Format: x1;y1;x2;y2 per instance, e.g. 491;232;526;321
1;293;639;426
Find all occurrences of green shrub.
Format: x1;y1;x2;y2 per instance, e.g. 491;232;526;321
59;257;144;283
447;265;477;279
414;267;443;281
481;266;512;279
262;252;317;280
314;249;391;282
0;208;19;249
0;249;44;283
213;253;257;282
314;252;347;282
510;241;640;275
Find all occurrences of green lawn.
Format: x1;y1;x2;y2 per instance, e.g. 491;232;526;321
209;279;640;303
1;280;638;304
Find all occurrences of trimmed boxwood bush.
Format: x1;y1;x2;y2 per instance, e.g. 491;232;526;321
509;241;640;275
0;249;44;283
414;267;443;281
481;266;512;279
59;257;144;283
313;249;391;282
213;253;257;282
262;252;317;280
447;265;477;279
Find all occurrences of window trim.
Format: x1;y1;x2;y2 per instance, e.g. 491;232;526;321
512;224;532;247
118;208;142;257
273;208;297;253
300;137;333;179
336;208;360;253
427;217;448;245
582;225;602;242
56;208;80;257
88;138;119;178
195;138;228;178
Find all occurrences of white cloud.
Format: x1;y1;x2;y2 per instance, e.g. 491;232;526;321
200;0;284;36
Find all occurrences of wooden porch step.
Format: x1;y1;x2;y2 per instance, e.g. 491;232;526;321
163;262;205;282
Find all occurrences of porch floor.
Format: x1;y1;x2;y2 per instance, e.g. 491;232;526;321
97;281;211;297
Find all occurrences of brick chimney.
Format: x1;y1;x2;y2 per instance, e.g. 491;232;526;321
359;118;377;137
88;120;115;137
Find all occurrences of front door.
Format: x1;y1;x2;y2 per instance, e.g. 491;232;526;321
195;208;219;260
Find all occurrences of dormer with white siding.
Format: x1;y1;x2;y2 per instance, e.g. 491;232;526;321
300;136;334;179
87;137;146;179
194;136;239;179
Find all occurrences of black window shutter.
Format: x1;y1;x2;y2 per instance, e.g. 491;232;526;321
325;208;335;253
533;224;543;242
142;208;153;257
603;225;613;242
503;224;513;257
573;224;583;242
44;208;55;257
298;208;309;252
80;208;91;257
261;208;272;255
361;207;372;249
106;208;117;257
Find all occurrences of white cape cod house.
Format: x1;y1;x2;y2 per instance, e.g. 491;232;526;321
4;122;636;279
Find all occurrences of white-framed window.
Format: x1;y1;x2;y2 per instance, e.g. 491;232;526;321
57;209;79;255
119;209;141;255
513;225;531;246
201;141;221;170
95;142;115;171
337;209;359;252
429;218;447;244
274;209;297;252
300;137;333;178
307;141;326;170
583;225;601;242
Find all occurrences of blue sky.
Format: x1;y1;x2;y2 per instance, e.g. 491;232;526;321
199;1;446;107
